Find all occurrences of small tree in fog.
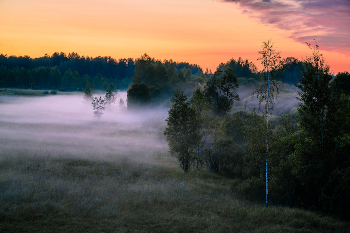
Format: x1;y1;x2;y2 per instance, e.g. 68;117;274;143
84;87;93;101
92;96;106;119
164;90;201;172
119;98;125;108
104;89;116;108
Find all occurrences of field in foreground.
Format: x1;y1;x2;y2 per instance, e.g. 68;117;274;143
1;153;349;233
0;94;349;232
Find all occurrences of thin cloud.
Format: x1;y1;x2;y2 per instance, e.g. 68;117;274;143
224;0;350;54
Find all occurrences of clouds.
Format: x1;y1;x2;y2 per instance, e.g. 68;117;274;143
224;0;350;54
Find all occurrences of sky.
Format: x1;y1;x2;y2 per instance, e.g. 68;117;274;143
0;0;349;73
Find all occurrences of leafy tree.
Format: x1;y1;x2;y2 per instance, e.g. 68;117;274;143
91;96;106;119
127;83;152;109
294;43;350;210
204;68;239;116
164;90;201;172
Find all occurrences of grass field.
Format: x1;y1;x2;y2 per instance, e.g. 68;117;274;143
0;93;349;232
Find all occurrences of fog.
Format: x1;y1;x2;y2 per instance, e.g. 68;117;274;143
0;86;300;164
235;84;300;115
0;92;169;163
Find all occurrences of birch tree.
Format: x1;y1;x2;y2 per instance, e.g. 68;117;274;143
256;40;284;207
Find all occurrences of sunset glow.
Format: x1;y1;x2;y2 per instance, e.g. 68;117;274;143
1;0;349;73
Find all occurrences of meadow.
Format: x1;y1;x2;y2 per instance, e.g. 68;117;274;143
0;90;349;232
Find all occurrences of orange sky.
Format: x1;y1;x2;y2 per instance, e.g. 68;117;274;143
0;0;349;73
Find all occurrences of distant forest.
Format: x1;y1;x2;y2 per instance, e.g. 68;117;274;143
0;52;304;93
0;52;204;91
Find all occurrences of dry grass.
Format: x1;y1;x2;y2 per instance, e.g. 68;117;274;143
1;151;349;232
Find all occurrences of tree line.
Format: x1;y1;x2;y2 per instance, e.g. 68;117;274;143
0;52;204;91
164;43;350;220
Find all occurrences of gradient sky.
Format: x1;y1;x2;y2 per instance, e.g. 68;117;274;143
0;0;349;73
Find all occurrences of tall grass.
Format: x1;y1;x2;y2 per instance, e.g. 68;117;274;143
1;151;349;232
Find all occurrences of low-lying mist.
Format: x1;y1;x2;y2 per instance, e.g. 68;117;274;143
234;84;300;115
0;92;169;164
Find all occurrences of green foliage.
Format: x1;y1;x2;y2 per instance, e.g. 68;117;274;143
127;83;152;109
204;68;239;116
164;90;201;172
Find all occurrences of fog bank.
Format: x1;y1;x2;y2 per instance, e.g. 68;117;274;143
0;92;169;163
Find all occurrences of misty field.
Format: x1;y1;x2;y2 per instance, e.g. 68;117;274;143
1;91;349;232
